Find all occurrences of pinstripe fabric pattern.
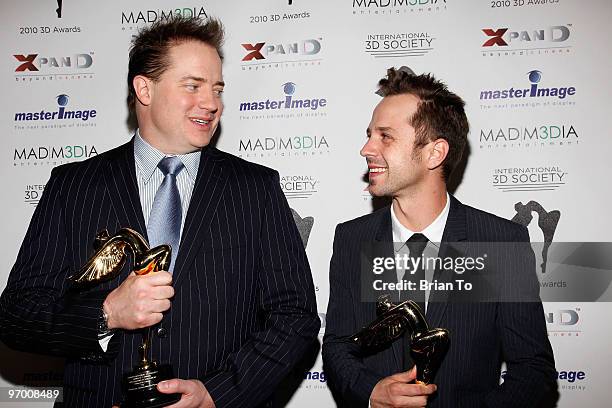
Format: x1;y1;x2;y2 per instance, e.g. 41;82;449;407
322;196;556;408
0;139;320;408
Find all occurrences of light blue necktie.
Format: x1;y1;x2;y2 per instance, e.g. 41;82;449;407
147;156;184;273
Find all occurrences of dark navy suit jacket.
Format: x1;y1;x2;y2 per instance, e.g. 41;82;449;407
322;196;556;408
0;140;320;407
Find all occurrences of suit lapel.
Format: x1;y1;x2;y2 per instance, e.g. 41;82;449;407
172;147;228;287
103;139;147;237
426;195;467;329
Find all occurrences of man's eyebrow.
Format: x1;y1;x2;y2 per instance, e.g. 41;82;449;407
180;76;225;87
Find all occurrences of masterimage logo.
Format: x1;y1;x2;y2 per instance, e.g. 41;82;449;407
240;38;322;71
364;32;435;58
557;370;587;391
14;52;94;82
290;208;314;247
353;0;447;15
14;94;97;130
478;123;578;150
239;82;327;119
281;175;319;200
121;6;207;30
482;24;572;57
13;144;98;167
480;70;576;109
492;166;567;193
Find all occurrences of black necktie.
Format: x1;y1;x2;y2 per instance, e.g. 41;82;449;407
402;233;428;370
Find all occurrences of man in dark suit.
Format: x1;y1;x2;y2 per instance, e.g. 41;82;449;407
0;17;319;407
322;68;555;408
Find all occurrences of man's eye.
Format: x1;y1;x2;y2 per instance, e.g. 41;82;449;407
214;89;224;96
186;84;198;91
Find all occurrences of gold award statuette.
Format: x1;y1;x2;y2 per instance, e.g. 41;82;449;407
352;296;450;385
70;228;181;408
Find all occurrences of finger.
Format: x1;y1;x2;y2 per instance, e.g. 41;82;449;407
393;382;437;397
149;299;171;313
392;366;417;382
392;394;429;407
146;271;173;286
151;285;175;300
158;378;191;394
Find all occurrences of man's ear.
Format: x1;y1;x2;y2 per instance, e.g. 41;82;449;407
133;75;153;106
427;138;449;170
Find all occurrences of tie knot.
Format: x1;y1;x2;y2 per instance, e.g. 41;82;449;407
158;156;184;176
406;233;428;257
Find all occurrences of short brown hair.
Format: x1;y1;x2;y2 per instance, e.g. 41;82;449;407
377;67;469;181
127;16;224;110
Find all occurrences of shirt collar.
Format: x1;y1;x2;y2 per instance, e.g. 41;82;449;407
391;192;450;250
134;130;201;184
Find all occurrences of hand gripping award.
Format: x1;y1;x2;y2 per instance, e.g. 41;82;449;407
352;295;450;385
69;228;181;408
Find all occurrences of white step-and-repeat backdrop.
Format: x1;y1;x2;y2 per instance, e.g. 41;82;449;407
1;1;611;406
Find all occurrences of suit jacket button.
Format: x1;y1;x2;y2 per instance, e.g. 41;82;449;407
156;327;167;338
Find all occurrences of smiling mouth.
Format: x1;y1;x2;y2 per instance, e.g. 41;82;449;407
190;117;212;126
369;167;387;174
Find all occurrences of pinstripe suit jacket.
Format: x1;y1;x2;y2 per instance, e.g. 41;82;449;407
0;139;320;407
322;196;556;408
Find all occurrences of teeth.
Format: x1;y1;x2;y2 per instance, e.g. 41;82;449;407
369;168;387;173
192;118;209;125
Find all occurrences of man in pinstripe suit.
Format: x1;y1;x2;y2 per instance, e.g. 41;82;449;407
0;17;319;407
322;68;556;408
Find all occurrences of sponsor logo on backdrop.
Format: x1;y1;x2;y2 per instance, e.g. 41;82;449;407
55;0;63;18
238;135;330;159
557;369;587;391
478;123;578;150
24;184;46;207
352;0;447;15
14;52;94;83
14;94;97;130
544;307;582;337
13;144;98;167
480;70;576;109
281;175;319;200
364;32;435;58
239;82;327;119
248;10;311;24
290;208;314;247
15;0;81;36
240;38;322;71
481;24;572;57
492;166;567;192
121;6;208;31
501;368;585;391
511;200;560;274
490;0;561;10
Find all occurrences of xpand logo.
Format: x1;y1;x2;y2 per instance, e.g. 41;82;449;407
482;24;572;57
14;52;94;82
240;38;322;71
545;307;581;337
239;82;327;120
353;0;447;15
480;70;576;109
14;94;97;131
